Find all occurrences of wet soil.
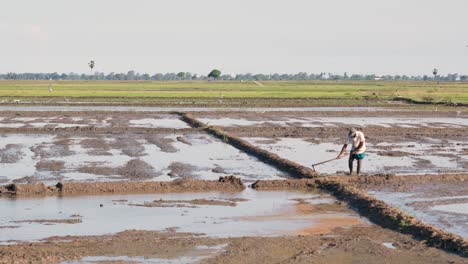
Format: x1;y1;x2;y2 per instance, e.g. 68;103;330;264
130;198;238;208
145;135;178;153
12;218;82;225
0;144;24;163
188;110;468;143
167;162;197;178
116;159;160;180
35;160;65;172
1;109;467;261
1;227;466;264
250;174;468;194
0;176;245;196
221;126;467;143
78;164;115;176
80;137;112;156
0;226;19;230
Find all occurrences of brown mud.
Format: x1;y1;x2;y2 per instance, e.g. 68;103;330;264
0;144;24;163
35;160;65;172
116;159;160;180
0;176;245;197
167;162;197;178
251;175;468;257
221;126;467;142
12;218;82;225
130;198;238;208
145;135;178;153
80;137;112;156
1;227;466;264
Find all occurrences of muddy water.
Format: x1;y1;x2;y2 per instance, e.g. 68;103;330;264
199;116;468;128
0;134;286;184
370;191;468;238
0;115;189;129
0;189;364;243
243;137;467;175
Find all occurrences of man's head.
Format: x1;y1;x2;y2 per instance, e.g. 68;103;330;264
348;127;357;137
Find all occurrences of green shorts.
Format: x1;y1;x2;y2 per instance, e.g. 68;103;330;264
352;152;366;160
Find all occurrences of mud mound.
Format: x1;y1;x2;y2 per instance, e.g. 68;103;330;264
117;159;159;180
146;135;178;153
1;183;54;196
2;176;245;196
167;162;197;178
218;175;244;188
251;179;319;191
345;173;468;191
35;160;65;171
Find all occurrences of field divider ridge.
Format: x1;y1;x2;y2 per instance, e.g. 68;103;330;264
178;112;319;179
0;176;245;197
178;113;468;257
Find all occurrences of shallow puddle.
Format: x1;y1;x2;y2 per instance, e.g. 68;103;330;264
129;117;189;129
244;137;467;175
370;191;468;238
0;189;365;243
61;244;228;264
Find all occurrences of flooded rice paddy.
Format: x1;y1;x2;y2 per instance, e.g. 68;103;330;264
0;115;189;129
0;133;285;185
199;116;468;128
0;189;364;243
370;189;468;238
0;107;467;262
244;137;468;175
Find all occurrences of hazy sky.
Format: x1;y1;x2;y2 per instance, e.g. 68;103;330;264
1;0;467;75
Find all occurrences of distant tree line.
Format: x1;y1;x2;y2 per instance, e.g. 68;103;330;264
1;71;467;82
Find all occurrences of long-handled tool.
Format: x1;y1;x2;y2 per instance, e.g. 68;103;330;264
311;158;338;172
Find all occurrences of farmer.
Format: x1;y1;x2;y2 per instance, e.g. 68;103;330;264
337;128;366;175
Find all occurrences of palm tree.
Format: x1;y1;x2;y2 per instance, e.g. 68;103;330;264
433;68;438;84
88;60;95;80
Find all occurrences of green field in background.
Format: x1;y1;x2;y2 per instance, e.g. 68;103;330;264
0;80;466;103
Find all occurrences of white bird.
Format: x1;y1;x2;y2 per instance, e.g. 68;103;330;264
253;81;264;87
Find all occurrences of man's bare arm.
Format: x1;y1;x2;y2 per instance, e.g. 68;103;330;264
337;144;348;159
351;142;364;155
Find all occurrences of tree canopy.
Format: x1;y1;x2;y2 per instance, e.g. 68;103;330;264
208;69;221;79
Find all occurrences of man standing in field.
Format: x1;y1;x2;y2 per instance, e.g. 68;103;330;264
337;128;366;175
